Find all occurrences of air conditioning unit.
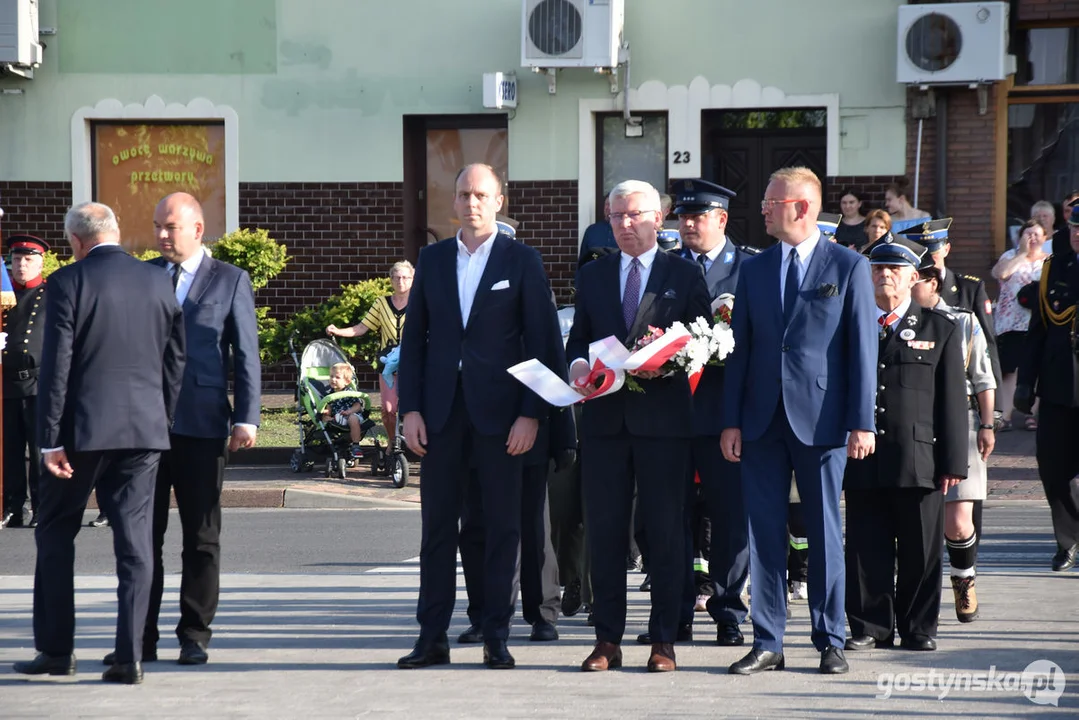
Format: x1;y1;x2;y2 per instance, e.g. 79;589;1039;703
897;2;1013;85
0;0;43;70
521;0;623;69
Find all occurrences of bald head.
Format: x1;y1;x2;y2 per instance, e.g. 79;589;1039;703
154;192;205;264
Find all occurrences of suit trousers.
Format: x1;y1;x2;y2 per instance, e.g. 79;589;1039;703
417;386;523;643
742;403;847;653
844;487;945;641
33;450;158;663
146;434;227;647
460;460;559;628
697;436;750;627
1035;402;1079;551
3;396;40;514
548;456;592;605
582;431;688;644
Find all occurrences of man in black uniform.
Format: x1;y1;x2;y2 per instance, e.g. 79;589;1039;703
908;219;999;551
1;235;48;529
843;237;968;653
1015;205;1079;572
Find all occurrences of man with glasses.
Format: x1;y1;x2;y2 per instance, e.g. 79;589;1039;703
568;179;710;673
721;167;878;675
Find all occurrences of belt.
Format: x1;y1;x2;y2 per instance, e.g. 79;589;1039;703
7;368;37;381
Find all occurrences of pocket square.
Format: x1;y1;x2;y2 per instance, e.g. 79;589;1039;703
662;289;678;299
817;283;839;298
491;280;510;291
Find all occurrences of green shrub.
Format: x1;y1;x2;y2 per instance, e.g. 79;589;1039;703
277;278;392;369
208;228;288;292
41;251;73;278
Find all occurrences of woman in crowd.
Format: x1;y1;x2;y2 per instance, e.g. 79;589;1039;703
861;209;892;252
991;219;1048;430
326;260;414;450
834;188;868;249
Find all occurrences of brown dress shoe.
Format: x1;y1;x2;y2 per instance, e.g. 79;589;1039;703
581;641;622;672
647;642;676;672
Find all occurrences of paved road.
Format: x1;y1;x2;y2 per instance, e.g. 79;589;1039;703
0;505;1076;717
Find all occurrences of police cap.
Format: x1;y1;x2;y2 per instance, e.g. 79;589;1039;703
670;179;736;215
898;218;951;253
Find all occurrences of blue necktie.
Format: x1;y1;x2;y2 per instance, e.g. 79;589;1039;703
623;258;641;333
783;248;799;323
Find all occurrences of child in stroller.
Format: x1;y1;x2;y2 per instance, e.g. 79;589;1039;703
322;362;368;459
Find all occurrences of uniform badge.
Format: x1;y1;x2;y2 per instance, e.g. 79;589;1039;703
899;328;915;341
724;251;734;264
906;314;918;327
908;340;935;350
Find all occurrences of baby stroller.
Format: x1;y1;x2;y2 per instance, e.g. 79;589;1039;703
287;334;379;481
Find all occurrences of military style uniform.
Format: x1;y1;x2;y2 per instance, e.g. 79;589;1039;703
2;235;48;528
1016;244;1079;562
939;269;1002;391
844;239;969;649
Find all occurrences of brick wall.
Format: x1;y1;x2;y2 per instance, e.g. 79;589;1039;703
0;181;72;250
1017;0;1079;22
823;176;907;214
904;86;1001;282
504;180;579;305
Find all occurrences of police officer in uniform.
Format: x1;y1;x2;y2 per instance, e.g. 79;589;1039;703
1015;204;1079;571
843;237;967;653
1;235;48;529
651;179;753;646
905;219;999;550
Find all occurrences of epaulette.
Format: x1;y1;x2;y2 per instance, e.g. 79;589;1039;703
960;274;981;283
925;306;959;324
739;244;762;256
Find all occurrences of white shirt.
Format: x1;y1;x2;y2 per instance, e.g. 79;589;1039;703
778;230;821;304
167;252;205;305
690;238;728;274
877;297;912;329
456;229;498;326
619;244;659;304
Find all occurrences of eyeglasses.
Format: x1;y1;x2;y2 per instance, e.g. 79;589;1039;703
760;198;802;211
609;210;659;223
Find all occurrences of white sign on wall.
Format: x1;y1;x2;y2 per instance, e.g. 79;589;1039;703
483;72;518;109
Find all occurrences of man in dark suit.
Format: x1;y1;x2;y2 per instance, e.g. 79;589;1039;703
721;166;878;675
567;179;711;673
1;235;48;529
396;163;561;670
1015;205;1079;571
137;192;261;667
13;202;185;684
843;238;967;653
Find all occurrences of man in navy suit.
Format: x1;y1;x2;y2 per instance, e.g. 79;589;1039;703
139;192;261;667
14;202;185;684
396;163;561;670
567;180;711;673
674;179;753;647
721;166;878;675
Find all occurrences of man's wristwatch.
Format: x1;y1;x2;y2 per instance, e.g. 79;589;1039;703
978;423;995;431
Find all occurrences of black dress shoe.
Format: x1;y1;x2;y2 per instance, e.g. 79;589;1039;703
103;647;157;665
716;622;744;646
456;623;483;644
88;512;109;528
844;635;893;651
529;620;558;642
1052;544;1078;572
102;662;143;684
639;574;652;592
586;609;595;627
2;511;23;529
561;579;583;617
819;646;849;674
637;623;692;645
899;635;937;651
13;652;76;676
178;640;209;665
482;640;515;669
27;512;38;528
729;647;785;675
397;635;450;669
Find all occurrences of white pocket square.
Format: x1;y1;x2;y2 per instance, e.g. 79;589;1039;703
491;280;510;291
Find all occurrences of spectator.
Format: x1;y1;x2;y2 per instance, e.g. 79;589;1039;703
327;260;413;451
884;178;930;222
991;219;1048;430
1031;200;1056;246
863;209;892;251
834;189;868;249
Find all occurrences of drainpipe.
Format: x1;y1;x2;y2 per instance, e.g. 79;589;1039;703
934;91;947;218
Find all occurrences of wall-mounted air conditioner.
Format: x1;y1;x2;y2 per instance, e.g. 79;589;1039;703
521;0;623;69
897;2;1013;85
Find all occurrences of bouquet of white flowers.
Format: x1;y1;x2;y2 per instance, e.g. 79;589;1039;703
670;294;736;377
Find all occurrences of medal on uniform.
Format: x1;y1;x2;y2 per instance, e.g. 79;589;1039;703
899;328;915;341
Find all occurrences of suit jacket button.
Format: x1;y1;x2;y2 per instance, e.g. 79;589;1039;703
879;429;886;435
878;385;885;391
781;345;791;352
879;363;886;369
878;407;885;413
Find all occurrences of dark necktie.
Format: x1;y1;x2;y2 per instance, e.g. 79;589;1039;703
783;248;800;323
696;253;708;273
171;265;182;291
623;258;641;333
